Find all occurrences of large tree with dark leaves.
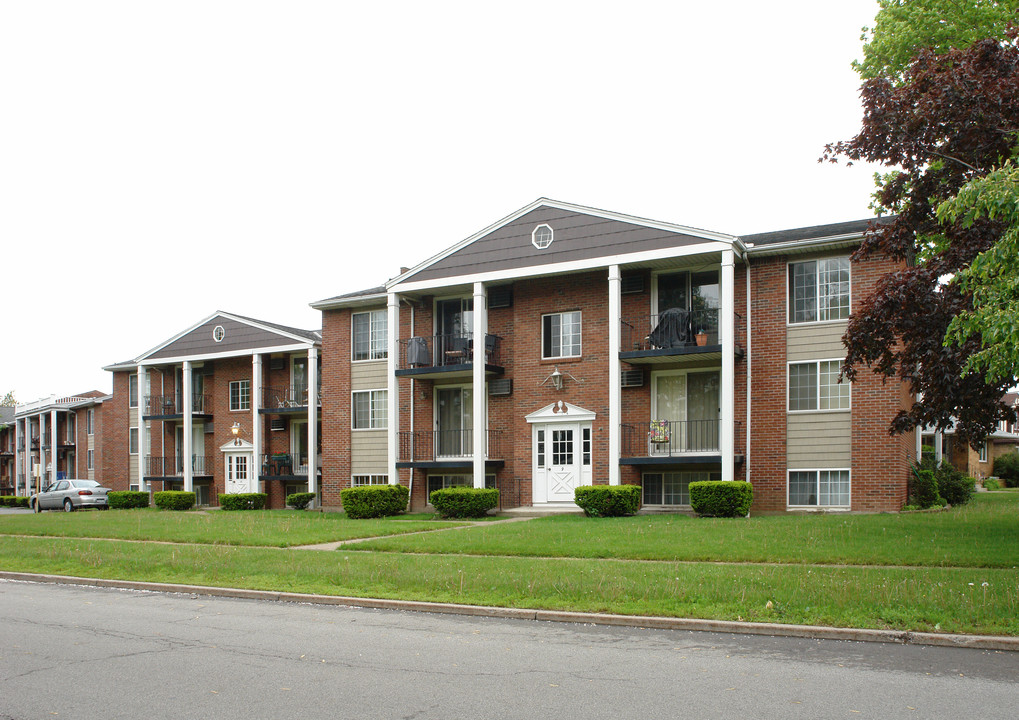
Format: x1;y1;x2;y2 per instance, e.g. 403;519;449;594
823;35;1019;445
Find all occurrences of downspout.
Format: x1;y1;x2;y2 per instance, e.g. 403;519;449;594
745;253;752;483
408;300;415;511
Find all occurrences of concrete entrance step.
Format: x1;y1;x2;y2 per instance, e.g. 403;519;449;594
498;504;584;517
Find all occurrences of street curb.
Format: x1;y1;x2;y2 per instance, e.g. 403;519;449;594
3;571;1017;652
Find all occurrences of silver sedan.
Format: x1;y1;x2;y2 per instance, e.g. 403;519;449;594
31;479;110;512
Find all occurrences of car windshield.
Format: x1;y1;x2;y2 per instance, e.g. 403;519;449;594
70;480;101;488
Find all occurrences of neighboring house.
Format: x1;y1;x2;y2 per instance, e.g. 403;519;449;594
102;311;322;508
313;198;914;513
922;393;1019;479
9;392;109;495
1;406;16;493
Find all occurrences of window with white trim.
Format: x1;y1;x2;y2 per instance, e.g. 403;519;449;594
230;380;251;411
352;389;387;429
129;375;138;408
426;474;496;498
643;471;720;506
87;449;94;470
542;311;581;359
87;409;94;435
352;309;388;361
129;428;139;455
352;474;388;486
789;360;849;411
789;257;850;323
788;469;850;508
979;442;988;463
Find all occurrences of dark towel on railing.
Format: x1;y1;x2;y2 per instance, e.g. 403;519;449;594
648;308;691;349
407;336;430;366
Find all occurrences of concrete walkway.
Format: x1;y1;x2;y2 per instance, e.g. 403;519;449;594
291;515;536;551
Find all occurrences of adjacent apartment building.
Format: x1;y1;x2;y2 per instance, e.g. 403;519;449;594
312;199;914;513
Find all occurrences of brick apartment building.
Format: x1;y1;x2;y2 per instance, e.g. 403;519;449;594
6;392;109;497
312;198;916;513
101;312;322;508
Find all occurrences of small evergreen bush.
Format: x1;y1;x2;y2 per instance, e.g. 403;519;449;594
107;491;150;509
0;496;30;508
909;468;943;509
992;452;1019;487
573;485;640;517
430;487;499;518
341;484;408;518
689;481;753;518
286;492;316;510
984;477;1001;490
218;493;267;510
937;467;976;507
153;491;196;511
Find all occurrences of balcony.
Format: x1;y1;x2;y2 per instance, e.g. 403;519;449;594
620;420;744;465
620;309;743;366
144;455;213;479
259;386;321;415
395;333;504;380
259;453;317;479
143;394;213;420
396;429;506;469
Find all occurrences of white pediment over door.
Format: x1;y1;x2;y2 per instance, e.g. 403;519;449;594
525;402;596;424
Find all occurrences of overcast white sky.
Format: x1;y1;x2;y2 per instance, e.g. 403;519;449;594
2;1;887;402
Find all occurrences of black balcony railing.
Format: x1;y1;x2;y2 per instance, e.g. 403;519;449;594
259;453;311;476
144;393;212;416
621;420;744;458
398;333;502;371
397;429;505;462
621;309;743;352
145;455;212;477
262;385;320;411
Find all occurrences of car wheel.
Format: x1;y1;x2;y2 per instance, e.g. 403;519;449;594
63;498;74;512
33;500;42;513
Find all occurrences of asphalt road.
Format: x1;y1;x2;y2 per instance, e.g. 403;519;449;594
1;579;1016;720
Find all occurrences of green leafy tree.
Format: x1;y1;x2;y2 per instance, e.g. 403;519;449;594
1;391;15;407
854;0;1019;82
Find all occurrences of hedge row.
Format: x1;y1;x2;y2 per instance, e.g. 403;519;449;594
689;481;754;518
218;493;267;511
430;487;499;518
340;484;408;518
0;496;30;508
107;491;150;509
286;492;316;510
573;485;640;517
153;491;196;511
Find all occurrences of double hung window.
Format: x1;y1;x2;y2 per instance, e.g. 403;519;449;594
788;469;850;507
352;389;387;429
789;258;850;323
789;360;849;411
230;380;251;411
542;311;581;359
352;310;388;361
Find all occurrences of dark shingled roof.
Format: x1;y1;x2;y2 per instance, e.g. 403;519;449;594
226;312;321;342
743;216;894;246
313;285;387;305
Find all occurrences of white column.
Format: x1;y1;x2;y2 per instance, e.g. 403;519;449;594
307;346;319;501
138;366;147;492
14;419;23;496
252;353;262;492
183;361;193;492
934;430;943;464
720;249;736;482
608;265;621;486
387;293;400;485
472;282;487;489
50;409;58;485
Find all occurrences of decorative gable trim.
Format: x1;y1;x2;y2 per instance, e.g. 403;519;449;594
525;401;597;423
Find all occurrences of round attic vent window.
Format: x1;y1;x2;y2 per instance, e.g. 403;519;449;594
213;325;226;343
532;224;554;249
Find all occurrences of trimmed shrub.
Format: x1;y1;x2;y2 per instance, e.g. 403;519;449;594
0;496;30;508
341;484;409;519
689;481;753;518
992;452;1019;488
430;487;499;518
218;493;267;510
909;468;943;509
153;491;196;511
937;468;976;507
573;485;640;517
286;492;316;510
107;491;150;509
984;477;1002;490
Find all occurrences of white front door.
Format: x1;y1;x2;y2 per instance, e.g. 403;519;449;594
225;453;253;494
533;421;592;504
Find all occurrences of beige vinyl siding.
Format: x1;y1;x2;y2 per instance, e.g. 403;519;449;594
129;407;139;483
351;430;388;474
787;413;851;467
787;323;846;361
351;361;387;390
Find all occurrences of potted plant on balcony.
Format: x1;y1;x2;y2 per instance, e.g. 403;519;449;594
695;329;708;346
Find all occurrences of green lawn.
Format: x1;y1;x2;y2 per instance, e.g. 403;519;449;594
1;494;1017;636
0;535;1015;635
0;508;465;547
354;493;1019;568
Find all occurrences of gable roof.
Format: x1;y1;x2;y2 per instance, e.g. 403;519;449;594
104;311;320;370
389;198;738;291
742;217;894;255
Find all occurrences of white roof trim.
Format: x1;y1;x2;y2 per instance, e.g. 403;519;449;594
122;311;319;365
742;232;865;255
387;198;737;290
220;439;255;452
138;343;315;367
310;292;389;311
